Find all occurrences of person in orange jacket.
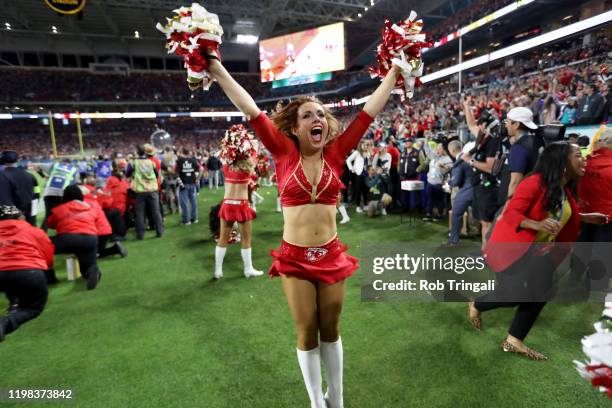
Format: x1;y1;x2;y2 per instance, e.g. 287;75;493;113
46;185;103;290
0;205;53;342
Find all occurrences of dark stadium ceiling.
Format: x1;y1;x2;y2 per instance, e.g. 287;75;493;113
0;0;450;67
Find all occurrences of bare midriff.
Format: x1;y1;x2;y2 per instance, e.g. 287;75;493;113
224;182;249;200
282;204;337;246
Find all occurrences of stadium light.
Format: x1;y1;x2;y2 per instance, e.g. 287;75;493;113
236;34;258;44
5;22;11;30
426;0;536;51
134;31;140;38
51;26;58;34
420;10;612;84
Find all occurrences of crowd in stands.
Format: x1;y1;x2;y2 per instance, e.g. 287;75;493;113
428;0;515;40
0;68;368;105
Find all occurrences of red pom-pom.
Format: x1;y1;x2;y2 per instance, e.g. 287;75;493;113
368;12;433;100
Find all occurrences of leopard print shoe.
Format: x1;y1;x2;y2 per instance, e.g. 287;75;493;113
501;340;548;361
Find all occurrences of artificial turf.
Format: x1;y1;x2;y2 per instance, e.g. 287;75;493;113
0;186;607;407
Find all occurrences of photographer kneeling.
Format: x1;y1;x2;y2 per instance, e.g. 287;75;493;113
365;166;392;218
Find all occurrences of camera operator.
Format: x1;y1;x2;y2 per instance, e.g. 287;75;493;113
498;107;541;210
461;96;501;245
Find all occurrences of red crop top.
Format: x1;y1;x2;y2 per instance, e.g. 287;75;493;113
249;110;373;207
223;164;251;184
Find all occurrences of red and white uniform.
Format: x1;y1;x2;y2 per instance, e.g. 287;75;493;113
249;110;373;283
219;164;257;222
0;219;54;271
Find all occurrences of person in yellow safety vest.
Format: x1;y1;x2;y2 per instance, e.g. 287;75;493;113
41;160;79;231
126;144;164;240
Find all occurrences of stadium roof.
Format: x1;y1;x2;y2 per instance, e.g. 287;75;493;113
0;0;450;69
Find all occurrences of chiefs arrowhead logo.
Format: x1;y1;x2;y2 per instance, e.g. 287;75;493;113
306;248;328;263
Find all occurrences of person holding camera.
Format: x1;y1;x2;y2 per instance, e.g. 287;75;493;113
422;143;452;222
447;140;474;245
461;97;501;245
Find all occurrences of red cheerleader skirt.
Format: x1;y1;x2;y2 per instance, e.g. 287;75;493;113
219;199;256;222
269;235;358;284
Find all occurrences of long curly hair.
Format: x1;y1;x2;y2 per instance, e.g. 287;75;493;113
271;96;340;146
533;141;577;213
230;158;255;173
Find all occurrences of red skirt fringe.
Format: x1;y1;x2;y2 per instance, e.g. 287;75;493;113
269;236;358;284
219;199;256;222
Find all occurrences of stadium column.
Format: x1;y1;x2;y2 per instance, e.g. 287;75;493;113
48;111;58;157
76;113;85;158
458;36;462;93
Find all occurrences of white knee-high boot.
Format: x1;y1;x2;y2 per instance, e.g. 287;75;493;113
253;191;264;204
214;246;226;279
337;206;350;224
276;197;282;212
296;347;326;408
241;248;263;277
321;337;343;408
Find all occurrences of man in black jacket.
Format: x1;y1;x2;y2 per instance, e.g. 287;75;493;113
0;151;37;225
398;138;420;211
577;82;605;125
176;148;201;225
207;153;221;190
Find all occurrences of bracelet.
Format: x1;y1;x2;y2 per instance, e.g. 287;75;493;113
205;54;220;61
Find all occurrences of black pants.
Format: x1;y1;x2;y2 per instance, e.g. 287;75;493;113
571;222;612;292
426;183;446;217
41;196;63;231
340;170;351;204
474;249;554;341
390;167;399;208
51;234;99;277
104;208;126;239
98;235;122;258
135;191;163;239
352;174;368;207
0;269;48;336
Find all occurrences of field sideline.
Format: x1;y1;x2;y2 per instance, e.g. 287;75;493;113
0;186;606;407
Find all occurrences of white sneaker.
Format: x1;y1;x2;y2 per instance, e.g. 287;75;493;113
244;268;264;278
355;207;363;214
381;208;387;216
340;217;350;224
213;270;223;279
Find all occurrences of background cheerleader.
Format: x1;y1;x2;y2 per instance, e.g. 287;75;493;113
214;125;263;279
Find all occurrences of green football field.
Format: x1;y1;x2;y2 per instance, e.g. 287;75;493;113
1;186;607;407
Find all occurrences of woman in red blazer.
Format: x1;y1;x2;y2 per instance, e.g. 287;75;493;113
468;142;606;360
